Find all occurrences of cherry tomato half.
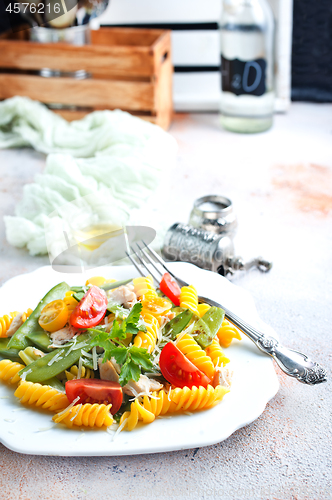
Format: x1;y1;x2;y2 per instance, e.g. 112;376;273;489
65;379;123;414
38;299;68;333
70;286;107;329
159;342;211;389
159;273;181;306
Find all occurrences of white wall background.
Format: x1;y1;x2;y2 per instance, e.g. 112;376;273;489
98;0;293;112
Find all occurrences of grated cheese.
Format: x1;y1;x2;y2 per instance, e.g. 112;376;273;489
112;417;128;441
77;357;83;379
36;425;55;432
92;347;98;371
55;396;80;419
48;350;64;366
20;368;32;381
70;404;82;421
81;350;93;358
65;337;77;356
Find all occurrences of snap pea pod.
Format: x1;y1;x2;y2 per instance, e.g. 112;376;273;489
0;338;21;362
193;307;225;349
100;278;133;291
70;279;133;296
163;309;193;340
19;333;92;383
18;347;65;392
8;282;70;351
171;306;185;315
18;346;39;366
26;331;52;352
201;307;225;337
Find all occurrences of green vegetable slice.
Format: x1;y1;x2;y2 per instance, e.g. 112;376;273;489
8;282;70;351
26;331;52;352
18;333;92;383
193;307;225;349
0;338;21;362
162;309;193;340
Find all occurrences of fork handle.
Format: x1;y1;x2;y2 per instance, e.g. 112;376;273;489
199;295;327;385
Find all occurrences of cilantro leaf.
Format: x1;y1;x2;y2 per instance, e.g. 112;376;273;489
108;319;128;341
110;347;127;366
129;346;154;371
107;301;129;319
124;323;140;336
89;330;111;351
119;358;140;385
126;302;142;325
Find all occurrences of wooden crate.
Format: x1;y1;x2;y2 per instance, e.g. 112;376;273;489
0;27;173;129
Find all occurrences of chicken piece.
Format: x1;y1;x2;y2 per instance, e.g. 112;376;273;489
33;348;45;358
109;285;137;309
110;357;121;374
50;325;80;345
212;367;233;388
123;374;163;397
98;358;119;383
6;313;24;337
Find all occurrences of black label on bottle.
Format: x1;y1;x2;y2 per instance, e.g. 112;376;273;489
221;56;266;96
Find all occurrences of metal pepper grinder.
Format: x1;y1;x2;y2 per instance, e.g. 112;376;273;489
162;195;272;276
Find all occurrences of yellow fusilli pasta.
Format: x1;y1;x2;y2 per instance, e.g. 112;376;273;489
197;303;211;317
53;403;113;428
217;319;242;348
180;285;199;315
133;275;157;298
133;313;159;353
14;381;69;412
22;308;33;322
65;365;95;381
0;359;25;384
120;385;229;431
0;312;18;338
0;308;33;338
205;338;230;367
176;333;215;379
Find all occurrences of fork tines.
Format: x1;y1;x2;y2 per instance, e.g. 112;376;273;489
126;241;164;286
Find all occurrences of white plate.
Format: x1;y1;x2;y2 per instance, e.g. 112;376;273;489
0;263;279;456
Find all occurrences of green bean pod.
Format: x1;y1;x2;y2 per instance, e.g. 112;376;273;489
163;309;193;340
18;333;92;383
192;307;224;349
8;282;70;351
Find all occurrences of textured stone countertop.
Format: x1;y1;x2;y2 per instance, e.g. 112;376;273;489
0;103;331;500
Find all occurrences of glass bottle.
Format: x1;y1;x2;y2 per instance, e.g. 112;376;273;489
219;0;275;133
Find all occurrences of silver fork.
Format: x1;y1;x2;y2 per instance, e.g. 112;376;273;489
126;242;327;386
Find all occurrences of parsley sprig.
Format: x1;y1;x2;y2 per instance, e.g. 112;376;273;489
89;302;154;386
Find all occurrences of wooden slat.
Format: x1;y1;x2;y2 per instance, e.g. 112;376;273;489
0;41;155;77
152;31;173;130
91;27;165;47
0;74;156;111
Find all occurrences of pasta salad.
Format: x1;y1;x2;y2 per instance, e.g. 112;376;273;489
0;274;241;434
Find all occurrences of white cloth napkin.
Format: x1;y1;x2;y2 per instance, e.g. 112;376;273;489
1;97;177;258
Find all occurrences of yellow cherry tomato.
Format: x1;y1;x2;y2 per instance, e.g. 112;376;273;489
85;277;118;287
38;300;69;333
141;295;172;316
85;276;106;287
